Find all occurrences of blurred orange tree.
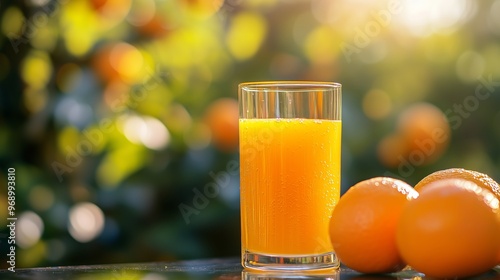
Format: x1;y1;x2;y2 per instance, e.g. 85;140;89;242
0;0;499;268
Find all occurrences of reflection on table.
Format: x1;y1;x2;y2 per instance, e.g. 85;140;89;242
0;258;498;280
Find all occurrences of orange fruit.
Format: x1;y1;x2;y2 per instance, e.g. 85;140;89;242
203;98;239;152
377;103;451;168
414;168;500;267
92;43;145;84
329;177;418;273
397;178;500;278
397;103;450;165
414;167;500;199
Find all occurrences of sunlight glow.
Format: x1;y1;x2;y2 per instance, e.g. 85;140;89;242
395;0;476;37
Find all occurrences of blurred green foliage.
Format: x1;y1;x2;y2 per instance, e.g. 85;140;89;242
0;0;499;268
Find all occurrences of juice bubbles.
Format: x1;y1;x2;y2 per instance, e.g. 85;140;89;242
240;118;341;255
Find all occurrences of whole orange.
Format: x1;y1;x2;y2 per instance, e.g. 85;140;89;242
414;168;500;268
329;177;418;273
397;178;500;278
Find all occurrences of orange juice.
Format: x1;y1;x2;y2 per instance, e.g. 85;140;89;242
240;118;341;255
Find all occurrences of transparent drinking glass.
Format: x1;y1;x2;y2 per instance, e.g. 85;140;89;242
239;81;342;271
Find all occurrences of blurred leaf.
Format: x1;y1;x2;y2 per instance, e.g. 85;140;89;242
226;11;267;61
97;142;148;188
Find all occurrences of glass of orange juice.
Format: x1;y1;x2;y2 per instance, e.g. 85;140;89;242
239;81;342;271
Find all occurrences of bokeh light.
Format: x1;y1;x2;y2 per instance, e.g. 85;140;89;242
54;97;94;128
93;42;150;84
91;0;132;29
203;98;239;152
395;0;476;37
21;51;53;90
1;6;24;38
122;114;170;150
180;0;224;19
68;202;105;243
28;0;50;7
60;0;99;56
226;11;267;61
127;0;156;26
303;25;341;65
488;0;500;34
378;103;451;168
17;211;44;248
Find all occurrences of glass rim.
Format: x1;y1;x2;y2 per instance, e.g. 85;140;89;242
239;81;341;92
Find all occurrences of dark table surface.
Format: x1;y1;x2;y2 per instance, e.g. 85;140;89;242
0;258;499;280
